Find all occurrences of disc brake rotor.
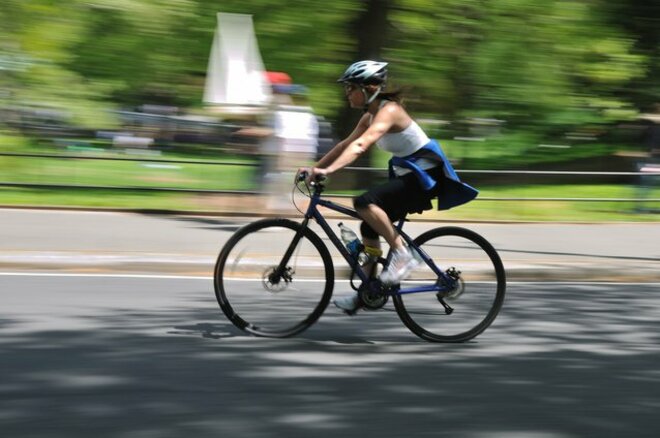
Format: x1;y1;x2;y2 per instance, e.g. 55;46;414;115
262;266;292;293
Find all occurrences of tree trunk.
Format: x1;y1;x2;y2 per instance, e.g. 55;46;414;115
336;0;392;187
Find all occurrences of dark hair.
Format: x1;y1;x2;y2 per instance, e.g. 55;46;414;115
380;88;404;105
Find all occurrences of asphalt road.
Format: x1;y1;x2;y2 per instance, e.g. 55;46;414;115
2;209;659;436
1;273;659;437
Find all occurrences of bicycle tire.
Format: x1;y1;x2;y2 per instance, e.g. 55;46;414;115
393;226;506;342
214;218;334;338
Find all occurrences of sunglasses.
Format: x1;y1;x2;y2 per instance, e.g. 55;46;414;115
343;83;359;93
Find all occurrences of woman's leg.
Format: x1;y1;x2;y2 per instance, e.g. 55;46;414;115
353;176;410;250
358;235;379;279
356;204;405;250
335;175;428;311
352;172;439;285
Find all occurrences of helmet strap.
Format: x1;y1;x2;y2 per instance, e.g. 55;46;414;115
362;85;382;111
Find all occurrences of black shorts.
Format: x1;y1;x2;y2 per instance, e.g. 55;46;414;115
353;166;443;238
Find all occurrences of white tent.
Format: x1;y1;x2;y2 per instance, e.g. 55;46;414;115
203;13;271;112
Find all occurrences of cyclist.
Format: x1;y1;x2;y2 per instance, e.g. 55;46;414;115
305;60;478;313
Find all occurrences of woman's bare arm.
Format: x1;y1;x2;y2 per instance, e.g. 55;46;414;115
323;104;398;173
315;113;371;169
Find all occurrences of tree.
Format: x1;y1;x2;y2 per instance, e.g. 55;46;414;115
1;0;657;143
601;0;660;111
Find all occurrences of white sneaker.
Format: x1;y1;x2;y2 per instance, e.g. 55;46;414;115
333;293;360;314
380;247;419;285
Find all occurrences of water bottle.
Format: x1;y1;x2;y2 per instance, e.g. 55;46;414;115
338;222;361;257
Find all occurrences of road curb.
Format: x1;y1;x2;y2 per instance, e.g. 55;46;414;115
2;205;659;225
2;256;657;283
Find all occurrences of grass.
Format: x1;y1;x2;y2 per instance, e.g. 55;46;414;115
0;184;657;222
0;150;258;191
1;132;657;222
325;183;658;222
418;184;659;222
0;187;202;211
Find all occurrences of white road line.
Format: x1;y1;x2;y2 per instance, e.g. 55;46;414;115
0;272;658;286
507;281;660;286
0;272;212;280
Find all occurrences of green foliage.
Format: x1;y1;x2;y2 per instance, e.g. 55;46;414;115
0;0;657;141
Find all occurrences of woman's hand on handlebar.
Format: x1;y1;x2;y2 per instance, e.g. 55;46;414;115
296;168;310;182
309;167;329;184
296;167;328;185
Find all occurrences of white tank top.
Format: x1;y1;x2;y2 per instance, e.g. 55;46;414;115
374;107;433;175
370;102;436;176
376;120;430;157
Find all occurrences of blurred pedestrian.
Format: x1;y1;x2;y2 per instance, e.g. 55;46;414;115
636;106;660;213
266;84;319;211
301;60;478;313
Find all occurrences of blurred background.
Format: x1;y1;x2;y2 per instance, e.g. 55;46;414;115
1;0;659;221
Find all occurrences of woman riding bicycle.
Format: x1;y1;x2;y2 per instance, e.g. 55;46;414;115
306;60;478;313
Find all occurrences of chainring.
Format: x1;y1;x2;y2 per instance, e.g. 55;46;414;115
358;280;389;310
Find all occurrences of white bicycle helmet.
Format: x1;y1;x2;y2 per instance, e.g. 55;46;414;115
337;60;388;85
338;60;388;108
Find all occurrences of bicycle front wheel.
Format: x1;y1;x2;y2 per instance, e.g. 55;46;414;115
393;227;506;342
214;218;334;338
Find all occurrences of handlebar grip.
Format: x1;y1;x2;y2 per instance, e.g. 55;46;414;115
297;170;326;183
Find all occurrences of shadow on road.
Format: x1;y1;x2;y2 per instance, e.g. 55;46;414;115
153;214;245;232
1;284;659;437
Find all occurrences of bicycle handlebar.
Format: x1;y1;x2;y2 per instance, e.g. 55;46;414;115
297;170;326;184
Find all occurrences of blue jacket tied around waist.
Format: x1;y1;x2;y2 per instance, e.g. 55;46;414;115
388;140;478;210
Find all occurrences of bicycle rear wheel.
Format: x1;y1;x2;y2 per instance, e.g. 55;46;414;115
393;227;505;342
214;218;334;338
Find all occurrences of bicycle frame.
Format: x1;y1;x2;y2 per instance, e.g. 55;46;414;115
280;183;457;296
216;178;505;341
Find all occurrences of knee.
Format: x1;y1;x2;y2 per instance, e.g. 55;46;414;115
353;194;371;211
360;221;379;240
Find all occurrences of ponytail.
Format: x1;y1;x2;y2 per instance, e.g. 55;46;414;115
380;88;404;105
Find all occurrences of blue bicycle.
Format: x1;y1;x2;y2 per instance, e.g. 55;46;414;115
214;172;506;342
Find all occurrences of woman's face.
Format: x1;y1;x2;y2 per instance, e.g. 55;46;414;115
344;83;363;108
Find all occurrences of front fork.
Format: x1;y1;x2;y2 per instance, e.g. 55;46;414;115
269;217;311;285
